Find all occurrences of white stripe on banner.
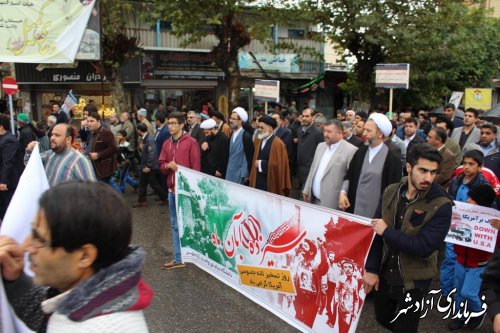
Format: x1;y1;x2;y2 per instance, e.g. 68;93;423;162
2;84;18;90
0;144;49;333
175;166;374;333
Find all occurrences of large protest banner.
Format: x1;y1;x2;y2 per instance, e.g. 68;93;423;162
0;0;96;63
176;167;375;333
446;201;499;253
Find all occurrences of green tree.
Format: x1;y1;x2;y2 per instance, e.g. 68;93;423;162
97;0;145;114
302;0;498;108
388;2;500;108
150;0;321;111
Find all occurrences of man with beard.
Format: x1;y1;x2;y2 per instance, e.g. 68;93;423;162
363;144;453;333
26;123;95;186
85;111;118;183
248;115;291;196
200;118;229;178
225;107;254;184
339;113;401;218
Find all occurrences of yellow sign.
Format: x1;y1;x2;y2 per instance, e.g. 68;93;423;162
237;264;295;294
464;88;492;110
0;0;95;63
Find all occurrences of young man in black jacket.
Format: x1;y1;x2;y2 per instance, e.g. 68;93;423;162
363;144;453;333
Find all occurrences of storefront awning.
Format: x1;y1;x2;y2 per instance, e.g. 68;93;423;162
289;73;325;94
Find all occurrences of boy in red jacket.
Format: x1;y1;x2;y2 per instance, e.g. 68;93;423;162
449;184;498;330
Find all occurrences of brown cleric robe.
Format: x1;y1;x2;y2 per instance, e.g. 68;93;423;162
249;134;291;196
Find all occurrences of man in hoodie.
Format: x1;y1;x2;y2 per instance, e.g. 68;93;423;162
159;112;201;270
0;182;152;332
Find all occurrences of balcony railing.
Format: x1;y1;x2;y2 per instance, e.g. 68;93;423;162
129;28;323;58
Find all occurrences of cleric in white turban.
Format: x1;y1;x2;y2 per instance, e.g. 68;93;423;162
368;112;392;137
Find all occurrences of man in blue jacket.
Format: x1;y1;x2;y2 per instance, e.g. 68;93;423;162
363;144;453;333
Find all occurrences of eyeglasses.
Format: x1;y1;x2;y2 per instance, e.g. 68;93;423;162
187;116;196;119
167;122;180;126
30;228;52;248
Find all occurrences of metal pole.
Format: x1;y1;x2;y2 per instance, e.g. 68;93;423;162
8;94;15;134
389;88;393;119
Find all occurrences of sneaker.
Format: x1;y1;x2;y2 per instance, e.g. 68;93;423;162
466;313;485;330
448;319;465;331
162;261;186;270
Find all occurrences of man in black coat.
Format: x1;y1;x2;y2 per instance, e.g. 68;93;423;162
0;115;23;220
200;119;229;178
296;108;324;190
16;113;36;156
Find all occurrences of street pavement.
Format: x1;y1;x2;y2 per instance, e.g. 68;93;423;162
128;190;493;333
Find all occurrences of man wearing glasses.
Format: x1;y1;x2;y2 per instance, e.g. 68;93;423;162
0;182;152;332
159;112;201;270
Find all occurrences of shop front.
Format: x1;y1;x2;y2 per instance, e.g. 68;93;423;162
141;49;223;112
15;58;141;120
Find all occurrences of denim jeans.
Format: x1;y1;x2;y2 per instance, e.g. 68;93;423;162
440;242;456;296
453;262;486;314
119;166;137;192
168;192;182;263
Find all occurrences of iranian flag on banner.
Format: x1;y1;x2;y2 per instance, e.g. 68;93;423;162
176;167;374;333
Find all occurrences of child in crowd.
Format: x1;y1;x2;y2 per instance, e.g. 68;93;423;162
110;130;137;193
448;183;499;331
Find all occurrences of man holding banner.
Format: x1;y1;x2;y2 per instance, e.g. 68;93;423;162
363;144;453;332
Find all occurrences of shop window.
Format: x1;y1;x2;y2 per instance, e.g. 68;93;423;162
288;29;305;39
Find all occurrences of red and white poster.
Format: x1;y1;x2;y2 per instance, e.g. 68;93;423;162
176;167;375;332
446;201;499;253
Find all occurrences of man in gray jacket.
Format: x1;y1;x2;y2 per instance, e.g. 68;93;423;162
302;120;357;209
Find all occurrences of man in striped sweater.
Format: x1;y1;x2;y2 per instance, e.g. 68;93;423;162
26;123;96;186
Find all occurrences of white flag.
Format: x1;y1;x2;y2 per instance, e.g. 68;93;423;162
0;144;49;333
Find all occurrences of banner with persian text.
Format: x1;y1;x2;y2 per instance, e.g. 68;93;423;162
176;167;375;333
446;201;499;253
0;0;96;63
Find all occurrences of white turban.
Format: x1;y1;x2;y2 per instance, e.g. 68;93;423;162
232;107;248;123
137;108;147;117
368;112;392;137
200;118;217;129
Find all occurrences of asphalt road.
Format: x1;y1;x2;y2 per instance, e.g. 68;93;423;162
127;190;493;333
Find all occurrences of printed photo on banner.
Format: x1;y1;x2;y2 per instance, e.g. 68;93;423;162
175;167;375;333
445;201;498;253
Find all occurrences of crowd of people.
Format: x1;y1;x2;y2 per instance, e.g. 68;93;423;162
0;99;499;332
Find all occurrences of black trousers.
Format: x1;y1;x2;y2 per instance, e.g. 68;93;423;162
137;169;167;202
374;278;427;333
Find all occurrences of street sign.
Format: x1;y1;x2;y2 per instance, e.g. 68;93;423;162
2;77;18;95
375;63;410;89
1;76;18;134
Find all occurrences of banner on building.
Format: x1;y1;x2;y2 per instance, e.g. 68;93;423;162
446;201;499;253
464;88;492;111
239;51;299;73
0;0;96;63
176;167;375;333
